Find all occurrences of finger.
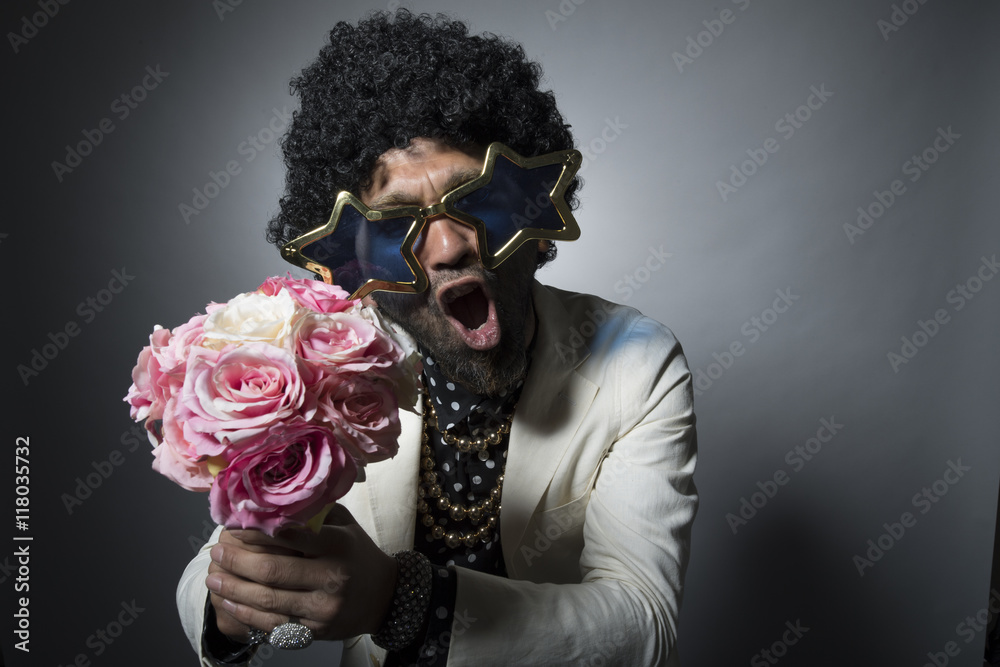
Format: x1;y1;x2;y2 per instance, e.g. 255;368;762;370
209;591;257;641
217;596;327;641
207;574;337;642
209;542;322;589
210;590;291;636
206;570;319;620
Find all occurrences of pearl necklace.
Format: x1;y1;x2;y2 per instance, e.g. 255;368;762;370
416;394;513;548
425;400;512;454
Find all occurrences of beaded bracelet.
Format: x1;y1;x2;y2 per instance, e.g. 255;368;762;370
371;550;433;651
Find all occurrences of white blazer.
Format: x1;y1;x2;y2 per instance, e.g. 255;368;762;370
178;282;697;667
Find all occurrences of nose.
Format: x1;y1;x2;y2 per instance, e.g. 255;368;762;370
414;214;480;272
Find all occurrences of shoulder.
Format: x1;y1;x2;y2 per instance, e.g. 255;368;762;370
533;282;693;428
533;282;685;371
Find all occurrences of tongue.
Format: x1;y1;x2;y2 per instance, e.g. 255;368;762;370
445;286;500;351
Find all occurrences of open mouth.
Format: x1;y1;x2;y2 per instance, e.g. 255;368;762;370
438;278;501;351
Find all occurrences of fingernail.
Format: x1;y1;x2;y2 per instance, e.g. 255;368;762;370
206;574;222;592
222;599;238;614
210;544;224;563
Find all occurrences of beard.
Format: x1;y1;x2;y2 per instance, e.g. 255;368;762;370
371;244;537;397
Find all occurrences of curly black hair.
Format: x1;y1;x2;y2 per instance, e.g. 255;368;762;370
266;9;579;268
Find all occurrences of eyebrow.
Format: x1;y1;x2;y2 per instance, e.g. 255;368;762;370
368;167;483;210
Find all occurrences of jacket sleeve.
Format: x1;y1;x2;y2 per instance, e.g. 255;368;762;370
446;316;698;666
176;525;228;666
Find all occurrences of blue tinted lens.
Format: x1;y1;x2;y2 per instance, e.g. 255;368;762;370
454;156;565;256
301;204;417;295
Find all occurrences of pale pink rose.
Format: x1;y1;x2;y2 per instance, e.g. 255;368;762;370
125;343;156;421
125;326;173;421
258;276;354;314
202;289;299;351
314;374;400;464
209;420;357;535
151;316;206;403
151;432;214;492
156;394;218;491
157;315;208;370
174;344;311;457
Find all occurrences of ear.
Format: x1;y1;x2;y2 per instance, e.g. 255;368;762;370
537;240;551;253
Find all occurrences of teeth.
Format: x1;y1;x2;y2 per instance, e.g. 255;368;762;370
442;283;477;304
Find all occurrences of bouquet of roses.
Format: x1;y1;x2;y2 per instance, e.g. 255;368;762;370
123;276;418;535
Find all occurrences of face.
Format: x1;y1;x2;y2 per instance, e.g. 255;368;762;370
362;137;538;397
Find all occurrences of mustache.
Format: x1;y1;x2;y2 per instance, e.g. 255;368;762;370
429;266;499;296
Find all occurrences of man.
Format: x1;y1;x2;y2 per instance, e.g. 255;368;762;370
178;10;697;666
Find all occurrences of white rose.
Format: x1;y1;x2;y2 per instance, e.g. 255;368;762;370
202;289;299;350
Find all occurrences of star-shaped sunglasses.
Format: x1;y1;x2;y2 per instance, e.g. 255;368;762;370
281;142;583;300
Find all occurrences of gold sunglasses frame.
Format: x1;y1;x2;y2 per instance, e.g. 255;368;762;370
280;141;582;300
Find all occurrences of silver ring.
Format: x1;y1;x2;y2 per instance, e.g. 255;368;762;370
268;618;314;650
246;628;268;646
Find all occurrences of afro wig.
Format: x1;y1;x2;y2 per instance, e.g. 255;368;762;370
266;9;579;268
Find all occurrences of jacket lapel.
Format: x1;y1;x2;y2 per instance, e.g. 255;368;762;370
501;282;598;566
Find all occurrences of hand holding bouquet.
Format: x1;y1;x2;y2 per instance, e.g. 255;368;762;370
124;276;418;535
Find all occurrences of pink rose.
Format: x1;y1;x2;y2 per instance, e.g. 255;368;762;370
125;315;207;421
209;420;357;535
292;311;406;378
258;276;354;314
175;344;311;457
357;306;422;409
314;374;400;464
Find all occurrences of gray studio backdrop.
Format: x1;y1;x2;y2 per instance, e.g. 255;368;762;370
4;0;998;665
